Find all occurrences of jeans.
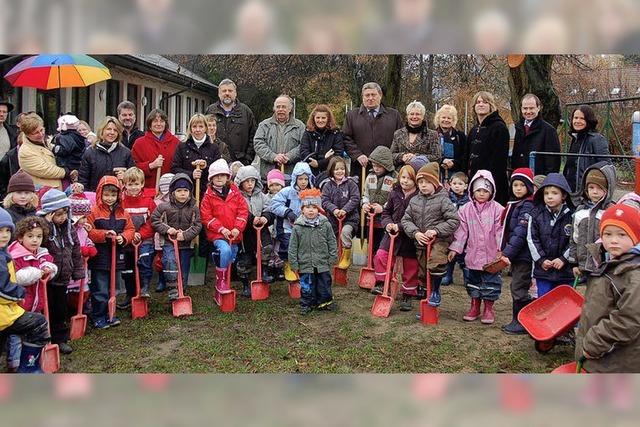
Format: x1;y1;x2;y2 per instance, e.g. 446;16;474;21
5;334;21;368
299;270;332;309
122;241;155;297
162;243;193;285
466;269;502;301
211;239;238;269
90;269;121;321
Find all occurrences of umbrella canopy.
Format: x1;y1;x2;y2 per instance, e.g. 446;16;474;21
4;54;111;90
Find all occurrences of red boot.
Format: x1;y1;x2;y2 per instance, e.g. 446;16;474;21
463;298;481;321
216;268;231;294
481;300;495;324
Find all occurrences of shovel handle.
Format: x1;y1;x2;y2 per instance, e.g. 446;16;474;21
155;167;162;196
77;257;88;316
132;240;142;297
167;235;185;298
254;223;264;278
425;241;432;299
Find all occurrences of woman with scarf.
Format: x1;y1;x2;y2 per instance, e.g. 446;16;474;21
390;101;441;169
434;104;468;176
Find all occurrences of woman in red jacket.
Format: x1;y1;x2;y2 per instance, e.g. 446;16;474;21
200;159;248;294
132;109;181;190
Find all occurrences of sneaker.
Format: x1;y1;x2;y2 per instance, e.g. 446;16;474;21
428;289;441;307
107;317;121;327
117;298;131;310
58;342;73;355
399;295;412;311
93;318;110;329
300;306;313;315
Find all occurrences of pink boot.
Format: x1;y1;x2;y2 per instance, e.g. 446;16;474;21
481;300;495;324
216;268;231;294
463;298;481;321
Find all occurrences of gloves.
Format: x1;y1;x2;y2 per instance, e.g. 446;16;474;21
286;210;297;223
80;246;98;258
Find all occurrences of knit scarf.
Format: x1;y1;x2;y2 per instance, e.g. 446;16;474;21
406;121;426;135
97;141;118;153
302;216;321;227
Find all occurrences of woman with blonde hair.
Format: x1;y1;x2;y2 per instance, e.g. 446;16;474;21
78;116;135;191
390;101;440;168
434;104;468;175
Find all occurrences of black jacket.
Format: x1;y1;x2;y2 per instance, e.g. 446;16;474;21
512;117;561;175
52;130;87;172
42;220;84;287
299;128;345;176
78;143;135;192
0;146;20;199
171;136;221;197
1;122;18;152
437;127;468;174
467;111;510;205
205;101;257;165
563;130;610;193
122;127;145;150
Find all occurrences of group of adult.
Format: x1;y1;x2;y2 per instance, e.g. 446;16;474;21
0;78;611;201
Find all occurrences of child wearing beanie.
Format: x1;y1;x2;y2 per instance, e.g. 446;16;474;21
288;188;337;314
3;170;38;226
575;203;640;372
570;162;616;277
66;196;97;314
401;162;459;312
499;168;535;334
266;169;286;197
449;169;504;324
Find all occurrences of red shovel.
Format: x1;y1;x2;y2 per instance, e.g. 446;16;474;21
131;240;149;320
250;223;269;300
333;215;348;286
358;212;377;289
40;276;60;373
419;241;439;325
371;231;398;318
169;235;193;317
69;257;88;340
108;236;117;322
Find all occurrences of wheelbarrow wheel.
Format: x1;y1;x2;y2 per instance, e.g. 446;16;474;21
534;339;556;354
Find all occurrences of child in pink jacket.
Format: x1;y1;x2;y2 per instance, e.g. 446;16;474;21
448;170;504;324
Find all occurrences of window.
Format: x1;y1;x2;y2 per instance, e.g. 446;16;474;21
143;87;154;122
72;87;90;121
106;80;121;117
36;90;60;135
175;94;183;133
127;83;138;107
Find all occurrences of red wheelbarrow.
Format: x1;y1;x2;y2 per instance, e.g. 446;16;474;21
518;281;584;354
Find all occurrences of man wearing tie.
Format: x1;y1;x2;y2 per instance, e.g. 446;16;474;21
343;82;404;179
511;93;561;175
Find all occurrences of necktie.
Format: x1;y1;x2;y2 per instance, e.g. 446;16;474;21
524;122;531;135
369;109;376;119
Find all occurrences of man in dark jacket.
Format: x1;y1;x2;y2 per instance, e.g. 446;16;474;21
511;94;561;175
205;79;257;165
342;82;404;179
0;100;18;160
118;101;145;149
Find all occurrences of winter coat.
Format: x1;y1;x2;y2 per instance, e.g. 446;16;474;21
68;227;95;290
131;130;181;189
122;127;145;150
563;130;610;193
0;248;25;332
206;101;257;165
500;197;534;263
390;124;441;167
0;146;21;199
200;181;248;244
41;219;84;287
299;128;345;176
467;111;510;205
270;162;314;235
437;127;468;174
362;146;397;208
7;241;57;313
5;204;36;227
527;174;575;282
234;166;274;225
401;187;459;247
343;104;404;159
122;191;156;241
18;137;66;190
1;122;18;152
152;173;202;249
448;190;470;210
320;177;360;235
288;214;337;274
52;129;86;172
570;161;617;272
511;117;561;175
575;245;640;373
78;142;135;192
87;176;135;271
380;185;419;257
171;135;221;197
253;115;305;179
449;171;504;270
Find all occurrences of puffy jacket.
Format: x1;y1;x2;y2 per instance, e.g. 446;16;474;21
500;197;534;263
449;170;504;270
234;166;274;224
87;176;135;271
401;186;459;246
390;124;441;167
288;214;337;274
78;142;135;192
131;130;181;189
152;173;202;248
380;185;419;257
343;104;404;159
18;137;66;190
200;181;248;244
171;135;221;197
437;127;468;174
7;241;57;313
270;162;314;235
206;101;257;165
527;173;575;282
511;117;561;175
253;115;305;179
52;129;86;172
299;128;345;176
320;177;360;235
563;130;610;193
575;245;640;373
41;219;84;287
0;248;26;332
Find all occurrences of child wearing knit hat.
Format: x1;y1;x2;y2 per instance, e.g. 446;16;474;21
288;188;337;314
3;170;38;226
574;203;640;372
266;169;285;196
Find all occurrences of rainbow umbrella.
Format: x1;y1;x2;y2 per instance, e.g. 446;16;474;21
4;54;111;90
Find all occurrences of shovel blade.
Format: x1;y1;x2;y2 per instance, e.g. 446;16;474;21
333;266;348;286
131;297;149;320
214;289;236;313
288;281;301;299
419;299;439;325
250;280;269;300
41;344;60;373
371;295;393;318
358;268;376;289
172;296;193;317
69;314;87;341
108;297;116;321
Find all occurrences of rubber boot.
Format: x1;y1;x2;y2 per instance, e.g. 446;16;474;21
463;298;481;321
284;261;298;281
338;248;352;269
371;281;384;295
140;279;151;299
502;300;528;335
441;262;454;286
399;294;412;311
216;268;231;294
262;265;274;284
481;300;495;324
428;276;442;307
240;276;251;298
17;343;44;374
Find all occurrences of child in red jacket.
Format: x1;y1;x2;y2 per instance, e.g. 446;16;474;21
200;159;249;294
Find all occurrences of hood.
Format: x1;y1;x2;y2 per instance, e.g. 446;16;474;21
580;161;616;206
368;146;395;173
629;243;640;256
534;173;574;207
291;162;314;191
234;165;263;193
468;169;497;201
169;173;195;206
480;110;505;127
95;175;122;210
7;240;48;259
617;192;640;210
